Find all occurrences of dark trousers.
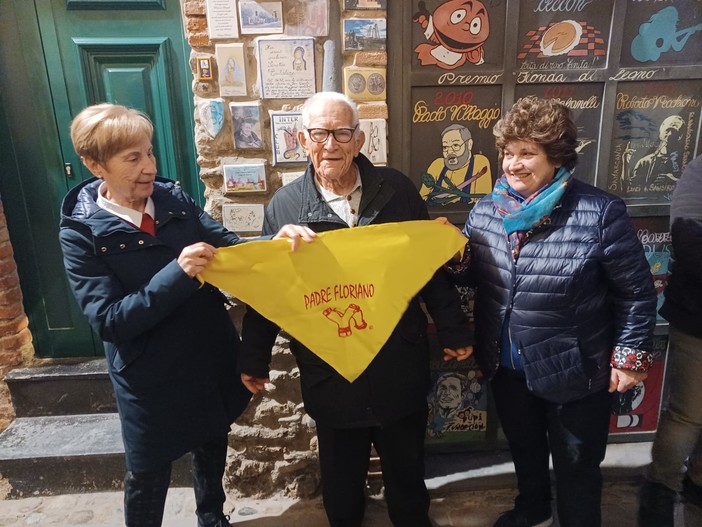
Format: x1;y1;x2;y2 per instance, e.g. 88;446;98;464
491;368;612;527
124;434;228;527
316;408;431;527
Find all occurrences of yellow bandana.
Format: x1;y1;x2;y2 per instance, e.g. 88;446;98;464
199;220;465;382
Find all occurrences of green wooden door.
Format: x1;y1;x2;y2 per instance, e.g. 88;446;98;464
0;0;200;358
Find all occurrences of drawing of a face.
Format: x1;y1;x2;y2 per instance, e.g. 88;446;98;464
432;0;490;53
659;115;685;144
436;374;464;417
442;127;472;170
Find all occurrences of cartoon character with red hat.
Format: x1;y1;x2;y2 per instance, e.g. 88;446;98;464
413;0;490;69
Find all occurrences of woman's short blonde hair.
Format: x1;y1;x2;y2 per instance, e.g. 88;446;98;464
70;103;153;165
493;97;578;170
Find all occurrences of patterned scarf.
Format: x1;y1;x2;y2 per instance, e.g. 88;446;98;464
492;167;572;259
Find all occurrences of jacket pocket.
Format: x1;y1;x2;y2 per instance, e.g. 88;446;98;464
520;332;590;403
108;335;148;373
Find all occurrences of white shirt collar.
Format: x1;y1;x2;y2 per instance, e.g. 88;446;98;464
96;182;155;226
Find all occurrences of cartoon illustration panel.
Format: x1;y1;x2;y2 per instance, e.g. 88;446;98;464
514;83;604;186
410;0;507;72
426;347;488;447
411;85;502;216
620;0;701;68
515;0;612;71
606;80;701;204
631;216;672;323
610;334;669;436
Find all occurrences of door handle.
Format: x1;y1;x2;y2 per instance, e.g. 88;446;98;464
64;163;74;178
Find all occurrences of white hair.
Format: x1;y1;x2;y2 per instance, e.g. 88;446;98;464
300;91;360;128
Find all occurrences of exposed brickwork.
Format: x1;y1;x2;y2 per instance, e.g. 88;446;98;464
0;198;34;431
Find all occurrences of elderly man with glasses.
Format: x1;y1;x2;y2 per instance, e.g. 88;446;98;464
239;91;472;527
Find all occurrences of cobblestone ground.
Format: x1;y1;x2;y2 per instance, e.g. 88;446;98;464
0;481;699;526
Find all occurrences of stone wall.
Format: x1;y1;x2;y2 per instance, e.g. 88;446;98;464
179;0;389;497
0;197;34;432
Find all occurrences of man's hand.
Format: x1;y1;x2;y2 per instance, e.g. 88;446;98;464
273;224;317;251
443;346;473;362
609;368;648;393
241;373;270;394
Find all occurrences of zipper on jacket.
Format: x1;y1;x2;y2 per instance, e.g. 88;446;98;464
501;209;557;373
507;247;518;370
508;323;517;369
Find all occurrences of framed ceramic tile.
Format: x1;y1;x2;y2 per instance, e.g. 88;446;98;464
281;171;305;185
229;101;263;150
270;111;306;165
358;118;387;165
222;162;267;194
258;37;316;99
205;0;239;39
215;43;247;96
198;98;225;139
221;203;265;233
239;1;284;34
343;18;386;52
196;57;214;81
343;0;386;10
343;66;386;101
284;0;329;37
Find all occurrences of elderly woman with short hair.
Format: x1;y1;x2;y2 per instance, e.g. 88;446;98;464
60;103;313;527
445;97;656;527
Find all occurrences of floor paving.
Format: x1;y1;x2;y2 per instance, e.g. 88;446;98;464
0;442;700;526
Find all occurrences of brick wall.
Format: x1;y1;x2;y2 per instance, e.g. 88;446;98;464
0;198;34;432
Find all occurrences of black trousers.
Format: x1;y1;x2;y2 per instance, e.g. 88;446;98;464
124;434;228;527
316;407;432;527
491;368;612;527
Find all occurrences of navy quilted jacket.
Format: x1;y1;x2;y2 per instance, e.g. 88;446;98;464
461;178;656;403
60;177;252;471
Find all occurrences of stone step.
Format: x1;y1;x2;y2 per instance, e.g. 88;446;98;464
5;359;116;417
0;414;191;497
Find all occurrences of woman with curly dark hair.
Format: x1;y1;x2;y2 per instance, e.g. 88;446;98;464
445;97;656;527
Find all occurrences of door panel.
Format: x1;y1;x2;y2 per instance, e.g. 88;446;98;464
0;0;198;358
73;37;185;183
41;0;200;197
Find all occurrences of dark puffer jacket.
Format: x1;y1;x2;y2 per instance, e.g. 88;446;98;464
659;155;702;338
240;154;472;427
463;178;656;403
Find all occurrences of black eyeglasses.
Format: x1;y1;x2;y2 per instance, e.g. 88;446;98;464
442;139;469;153
305;126;357;144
